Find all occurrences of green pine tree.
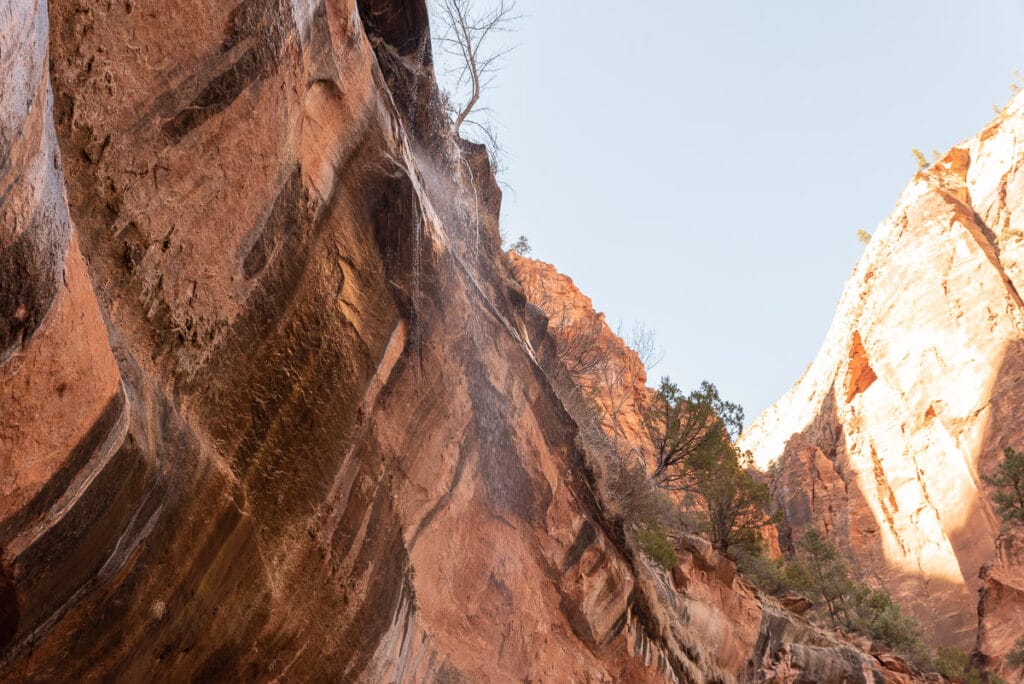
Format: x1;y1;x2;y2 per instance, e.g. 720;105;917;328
794;529;854;627
983;446;1024;525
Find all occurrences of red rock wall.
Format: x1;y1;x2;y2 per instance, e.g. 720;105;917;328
0;0;958;681
509;253;652;462
1;1;675;680
976;529;1024;679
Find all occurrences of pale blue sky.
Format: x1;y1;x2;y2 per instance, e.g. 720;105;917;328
434;1;1024;425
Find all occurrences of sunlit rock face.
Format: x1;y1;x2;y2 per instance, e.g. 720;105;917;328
508;254;651;461
740;94;1024;649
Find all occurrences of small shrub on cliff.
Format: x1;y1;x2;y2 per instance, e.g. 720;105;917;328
603;456;680;532
509;235;531;255
849;585;928;662
737;528;936;669
790;529;854;626
733;547;790;595
913;148;929;170
636;526;678;570
935;647;983;684
1007;635;1024;669
983;446;1024;525
783;529;930;664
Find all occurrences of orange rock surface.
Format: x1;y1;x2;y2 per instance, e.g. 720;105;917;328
2;1;674;679
0;0;953;680
976;528;1024;679
509;253;652;462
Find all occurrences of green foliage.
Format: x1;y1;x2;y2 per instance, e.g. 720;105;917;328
644;378;742;485
739;529;928;664
509;234;531;255
644;378;743;491
695;456;770;552
983;446;1024;525
850;585;928;662
856;229;872;245
935;647;983;683
641;378;769;551
733;547;790;594
1007;635;1024;669
637;526;678;570
797;532;927;663
791;529;854;626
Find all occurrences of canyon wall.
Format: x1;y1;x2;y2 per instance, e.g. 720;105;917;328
0;0;948;681
740;94;1024;656
2;0;674;679
509;253;652;461
976;527;1024;679
509;256;933;682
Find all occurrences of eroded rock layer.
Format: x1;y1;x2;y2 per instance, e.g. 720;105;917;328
1;0;673;679
1;0;950;681
509;255;931;682
508;253;651;460
740;94;1024;651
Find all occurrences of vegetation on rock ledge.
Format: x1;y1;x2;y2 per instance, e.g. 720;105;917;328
984;446;1024;525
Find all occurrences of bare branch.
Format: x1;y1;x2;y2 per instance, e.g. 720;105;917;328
430;0;520;133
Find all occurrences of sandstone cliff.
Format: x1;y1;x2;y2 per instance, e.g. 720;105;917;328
510;256;937;682
508;253;651;461
976;528;1024;679
2;1;671;679
0;0;952;681
740;93;1024;655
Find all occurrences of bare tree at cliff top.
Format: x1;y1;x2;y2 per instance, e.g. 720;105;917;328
432;0;519;136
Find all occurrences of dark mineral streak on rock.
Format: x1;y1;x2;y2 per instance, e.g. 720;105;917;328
162;0;289;142
0;391;126;547
0;185;71;361
0;560;17;652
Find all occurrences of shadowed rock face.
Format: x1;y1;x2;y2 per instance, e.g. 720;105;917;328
2;0;671;680
507;256;934;682
976;528;1024;679
0;0;954;681
740;97;1024;649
